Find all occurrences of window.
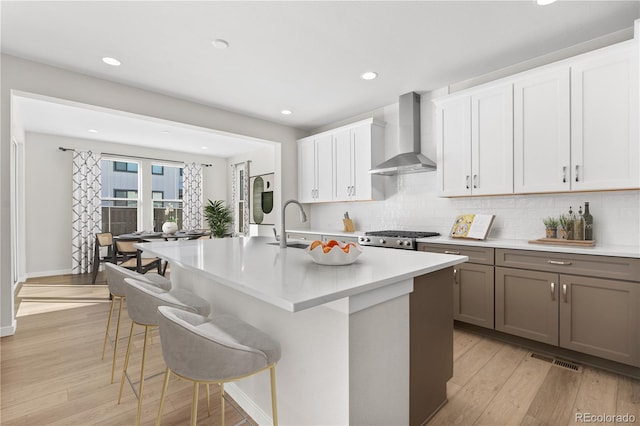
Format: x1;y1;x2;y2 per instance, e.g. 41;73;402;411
113;189;138;207
102;160;139;234
152;164;184;231
151;165;164;175
113;161;138;173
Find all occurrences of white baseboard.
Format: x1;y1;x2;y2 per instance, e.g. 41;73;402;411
0;319;17;337
224;383;272;426
25;269;73;279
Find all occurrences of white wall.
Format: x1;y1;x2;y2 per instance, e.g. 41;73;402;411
23;132;227;277
308;95;640;247
1;53;306;335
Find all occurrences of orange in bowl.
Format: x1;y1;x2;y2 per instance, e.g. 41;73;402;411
306;240;363;265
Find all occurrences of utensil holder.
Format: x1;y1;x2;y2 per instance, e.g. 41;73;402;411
342;218;355;233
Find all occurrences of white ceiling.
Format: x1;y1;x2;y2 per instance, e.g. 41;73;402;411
2;1;639;156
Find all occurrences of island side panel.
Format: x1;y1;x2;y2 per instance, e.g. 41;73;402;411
349;294;410;426
410;267;454;425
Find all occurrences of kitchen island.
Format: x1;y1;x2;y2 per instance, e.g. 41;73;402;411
136;236;468;426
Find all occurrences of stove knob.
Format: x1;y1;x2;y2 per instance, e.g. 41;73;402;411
404;241;412;247
379;238;386;244
396;240;402;246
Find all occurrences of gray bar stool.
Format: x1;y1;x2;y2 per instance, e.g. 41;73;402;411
156;305;281;426
119;277;211;426
102;263;172;383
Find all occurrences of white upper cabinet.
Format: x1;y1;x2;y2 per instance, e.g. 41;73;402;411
436;96;472;196
435;84;513;196
297;133;333;203
471;85;514;196
435;39;638;197
571;44;639;191
513;67;571;193
297;118;384;203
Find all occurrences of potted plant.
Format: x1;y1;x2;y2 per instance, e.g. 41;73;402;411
162;203;179;234
543;216;559;239
558;214;572;240
204;199;232;238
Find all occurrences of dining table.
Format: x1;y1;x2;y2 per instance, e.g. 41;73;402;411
115;230;211;241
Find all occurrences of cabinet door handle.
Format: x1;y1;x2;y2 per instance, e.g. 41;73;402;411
473;174;478;189
550;282;556;301
465;175;470;189
548;260;572;266
453;268;458;285
562;284;568;303
351;185;355;196
444;250;461;255
562;166;567;183
575;165;580;182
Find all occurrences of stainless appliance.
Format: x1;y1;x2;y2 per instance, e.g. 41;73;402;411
358;230;440;250
369;92;437;176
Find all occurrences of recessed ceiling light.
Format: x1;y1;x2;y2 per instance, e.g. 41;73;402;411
201;146;208;150
102;57;121;66
88;129;98;133
212;39;229;49
361;71;378;80
162;130;170;134
536;0;557;5
281;110;292;115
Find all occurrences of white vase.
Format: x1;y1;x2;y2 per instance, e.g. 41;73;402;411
162;221;178;234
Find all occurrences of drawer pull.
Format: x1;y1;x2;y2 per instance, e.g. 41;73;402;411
550;282;556;301
562;284;568;303
548;260;572;266
444;250;461;255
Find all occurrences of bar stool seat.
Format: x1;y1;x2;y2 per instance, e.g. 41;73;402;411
119;278;211;425
156;305;281;426
102;263;172;383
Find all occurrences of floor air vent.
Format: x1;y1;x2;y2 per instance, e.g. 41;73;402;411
528;352;582;372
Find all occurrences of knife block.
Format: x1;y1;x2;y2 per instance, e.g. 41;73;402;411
342;218;355;233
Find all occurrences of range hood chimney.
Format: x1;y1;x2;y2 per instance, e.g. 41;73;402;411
369;91;437;176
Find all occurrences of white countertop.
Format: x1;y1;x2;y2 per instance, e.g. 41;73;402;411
416;236;640;258
136;236;467;312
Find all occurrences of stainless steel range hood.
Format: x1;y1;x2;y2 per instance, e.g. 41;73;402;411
369;91;437;175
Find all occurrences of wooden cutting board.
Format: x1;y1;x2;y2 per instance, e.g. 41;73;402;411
528;238;595;247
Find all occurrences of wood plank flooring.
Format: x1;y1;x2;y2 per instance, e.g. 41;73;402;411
429;329;640;426
3;273;639;425
2;273;253;426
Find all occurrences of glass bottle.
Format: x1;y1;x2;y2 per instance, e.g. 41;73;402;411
574;205;585;240
567;206;575;240
583;202;593;241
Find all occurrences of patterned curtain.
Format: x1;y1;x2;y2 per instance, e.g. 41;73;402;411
230;161;251;236
230;163;238;236
72;151;102;274
183;163;204;230
242;161;250;234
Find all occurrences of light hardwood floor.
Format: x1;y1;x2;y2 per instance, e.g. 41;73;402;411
2;272;253;426
2;273;639;425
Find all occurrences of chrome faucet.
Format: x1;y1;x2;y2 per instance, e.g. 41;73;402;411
280;199;308;248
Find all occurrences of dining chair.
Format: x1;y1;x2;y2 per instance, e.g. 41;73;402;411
92;232;118;283
102;263;171;384
114;238;164;275
156;305;281;426
119;278;211;426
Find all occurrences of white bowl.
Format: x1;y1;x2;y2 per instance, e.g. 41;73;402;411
306;241;363;266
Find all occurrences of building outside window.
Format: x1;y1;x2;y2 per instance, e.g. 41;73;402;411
102;159;139;234
152;164;183;231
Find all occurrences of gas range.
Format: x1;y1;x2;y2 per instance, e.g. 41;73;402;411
358;230;440;250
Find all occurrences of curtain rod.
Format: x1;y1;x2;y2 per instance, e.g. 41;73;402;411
58;147;212;167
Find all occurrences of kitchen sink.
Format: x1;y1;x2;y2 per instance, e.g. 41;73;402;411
267;242;309;249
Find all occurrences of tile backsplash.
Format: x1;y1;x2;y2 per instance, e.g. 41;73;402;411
309;172;640;247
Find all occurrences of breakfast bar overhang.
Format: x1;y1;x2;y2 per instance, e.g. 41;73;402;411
136;237;468;426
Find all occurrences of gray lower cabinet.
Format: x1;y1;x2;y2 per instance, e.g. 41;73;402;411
418;243;494;329
495;267;558;345
496;249;640;367
559;274;640;367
